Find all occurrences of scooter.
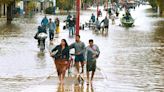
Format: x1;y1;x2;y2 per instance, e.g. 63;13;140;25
37;32;47;52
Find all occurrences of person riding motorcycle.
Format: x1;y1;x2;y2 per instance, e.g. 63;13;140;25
37;26;47;47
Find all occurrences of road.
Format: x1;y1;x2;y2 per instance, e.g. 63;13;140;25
0;5;164;92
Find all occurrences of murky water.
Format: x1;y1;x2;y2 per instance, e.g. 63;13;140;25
0;5;164;92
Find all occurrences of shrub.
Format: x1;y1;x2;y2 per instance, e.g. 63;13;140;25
45;7;54;14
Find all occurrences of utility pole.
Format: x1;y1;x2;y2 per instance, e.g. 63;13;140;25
76;0;80;35
106;0;108;16
97;0;100;18
53;0;56;15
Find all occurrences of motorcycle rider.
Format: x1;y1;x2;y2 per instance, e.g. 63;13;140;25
37;26;47;47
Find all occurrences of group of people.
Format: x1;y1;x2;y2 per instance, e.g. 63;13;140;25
50;35;100;85
90;13;109;32
35;16;60;46
41;16;60;41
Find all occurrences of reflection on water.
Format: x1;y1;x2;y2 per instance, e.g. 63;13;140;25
0;5;164;92
74;83;84;92
57;84;65;92
0;17;54;92
0;23;21;39
35;52;47;69
154;21;164;41
86;84;94;92
92;29;109;37
56;82;94;92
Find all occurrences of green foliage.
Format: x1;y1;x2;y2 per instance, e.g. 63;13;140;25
84;0;93;3
83;0;106;4
0;0;20;4
148;0;157;8
56;0;73;10
45;7;54;14
157;0;164;15
147;0;164;12
27;1;37;11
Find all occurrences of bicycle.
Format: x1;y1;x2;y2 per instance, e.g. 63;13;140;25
67;54;84;83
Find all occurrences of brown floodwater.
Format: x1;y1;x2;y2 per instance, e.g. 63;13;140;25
0;5;164;92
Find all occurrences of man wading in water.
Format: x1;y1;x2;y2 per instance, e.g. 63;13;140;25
85;39;100;85
70;35;86;78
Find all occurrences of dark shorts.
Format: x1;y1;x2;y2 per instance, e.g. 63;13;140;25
87;60;96;72
104;26;108;29
75;54;84;62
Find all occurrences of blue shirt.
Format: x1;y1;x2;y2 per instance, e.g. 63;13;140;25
48;22;56;32
41;17;49;26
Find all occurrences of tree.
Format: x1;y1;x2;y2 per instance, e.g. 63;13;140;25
56;0;73;11
82;0;95;9
147;0;157;11
157;0;164;16
0;0;20;24
147;0;164;15
26;1;37;17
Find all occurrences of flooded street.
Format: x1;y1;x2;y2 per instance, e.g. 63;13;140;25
0;5;164;92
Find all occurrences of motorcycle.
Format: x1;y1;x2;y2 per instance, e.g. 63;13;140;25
37;32;47;52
